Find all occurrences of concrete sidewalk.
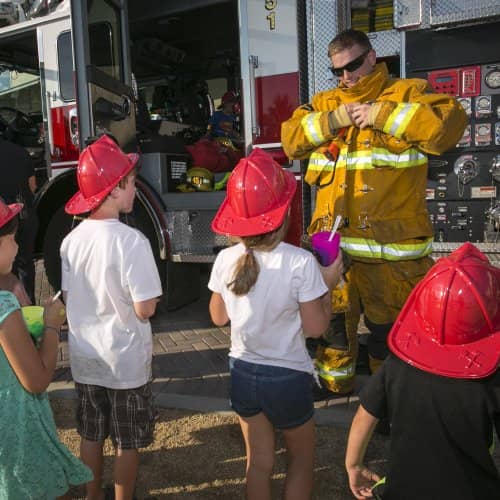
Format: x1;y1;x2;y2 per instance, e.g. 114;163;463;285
38;261;364;428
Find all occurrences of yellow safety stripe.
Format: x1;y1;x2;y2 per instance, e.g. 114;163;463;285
383;103;420;138
340;236;434;260
315;361;355;381
306;147;427;173
371;147;426;168
307;151;336;172
301;112;327;146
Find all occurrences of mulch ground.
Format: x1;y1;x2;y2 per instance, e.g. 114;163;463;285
52;397;388;499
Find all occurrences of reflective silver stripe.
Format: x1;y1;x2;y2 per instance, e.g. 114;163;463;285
316;361;355;380
307;152;335;172
337;151;372;170
372;147;426;167
383;103;420;137
336;148;426;170
301;112;325;146
340;237;434;260
307;146;427;173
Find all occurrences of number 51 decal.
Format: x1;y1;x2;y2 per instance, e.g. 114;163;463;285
265;0;277;30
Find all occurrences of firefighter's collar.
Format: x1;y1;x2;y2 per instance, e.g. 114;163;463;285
337;63;389;102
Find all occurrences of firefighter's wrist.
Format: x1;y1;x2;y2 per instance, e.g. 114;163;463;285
328;105;353;131
367;102;383;128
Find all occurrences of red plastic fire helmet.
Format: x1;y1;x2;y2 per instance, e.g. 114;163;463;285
0;199;23;229
221;90;237;105
211;148;296;237
65;135;139;215
218;90;239;113
388;242;500;379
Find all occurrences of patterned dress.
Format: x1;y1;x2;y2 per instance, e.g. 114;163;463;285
0;290;92;499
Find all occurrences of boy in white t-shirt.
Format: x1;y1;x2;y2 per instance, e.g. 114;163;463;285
61;135;162;500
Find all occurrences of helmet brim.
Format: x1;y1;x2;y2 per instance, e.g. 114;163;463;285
388;288;500;379
65;153;139;215
0;203;23;228
211;169;296;237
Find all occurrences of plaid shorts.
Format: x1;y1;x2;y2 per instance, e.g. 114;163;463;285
75;382;155;449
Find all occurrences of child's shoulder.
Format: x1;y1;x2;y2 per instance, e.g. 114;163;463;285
112;220;147;241
0;291;20;324
69;219;146;244
278;242;315;261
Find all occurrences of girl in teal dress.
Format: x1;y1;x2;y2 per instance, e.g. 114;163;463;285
0;199;92;499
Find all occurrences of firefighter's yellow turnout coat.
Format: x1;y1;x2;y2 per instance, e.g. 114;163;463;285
281;63;467;392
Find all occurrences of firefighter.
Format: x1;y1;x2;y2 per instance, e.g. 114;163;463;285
281;29;467;393
345;243;500;499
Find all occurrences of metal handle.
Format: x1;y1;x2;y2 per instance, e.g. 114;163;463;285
248;55;260;138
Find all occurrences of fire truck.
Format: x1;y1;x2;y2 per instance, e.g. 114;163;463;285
0;0;498;308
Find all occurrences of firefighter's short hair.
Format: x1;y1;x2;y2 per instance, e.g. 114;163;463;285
327;29;372;57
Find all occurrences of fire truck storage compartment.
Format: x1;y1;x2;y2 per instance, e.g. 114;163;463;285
405;21;500;243
140;151;228;260
129;1;241;261
129;1;240;156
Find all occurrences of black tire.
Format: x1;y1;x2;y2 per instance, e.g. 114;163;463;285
123;197;167;286
42;206;75;291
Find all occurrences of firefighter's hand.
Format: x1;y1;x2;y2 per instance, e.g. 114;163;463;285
346;464;380;499
328;105;354;130
320;251;343;290
351;103;373;129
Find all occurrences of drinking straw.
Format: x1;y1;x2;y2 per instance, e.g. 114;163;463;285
328;215;342;242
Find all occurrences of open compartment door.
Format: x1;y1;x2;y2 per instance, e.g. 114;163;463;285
70;0;136;152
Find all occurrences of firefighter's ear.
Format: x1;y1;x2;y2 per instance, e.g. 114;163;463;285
367;49;377;68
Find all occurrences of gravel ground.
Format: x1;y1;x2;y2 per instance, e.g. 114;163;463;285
52;398;389;499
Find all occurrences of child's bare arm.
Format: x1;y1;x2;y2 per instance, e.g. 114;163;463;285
345;405;381;499
0;310;59;393
300;252;344;338
209;292;229;326
299;294;331;338
133;297;160;320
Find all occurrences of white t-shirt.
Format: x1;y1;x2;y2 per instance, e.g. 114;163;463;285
208;242;328;373
61;219;162;389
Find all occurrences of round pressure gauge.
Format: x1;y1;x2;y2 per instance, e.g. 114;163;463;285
484;69;500;89
477;124;490;136
477;96;490;108
458;98;471;114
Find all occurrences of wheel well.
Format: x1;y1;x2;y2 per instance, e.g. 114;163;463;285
135;176;169;260
34;170;78;254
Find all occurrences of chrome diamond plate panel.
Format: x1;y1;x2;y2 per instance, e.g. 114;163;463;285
306;0;341;96
367;29;401;58
166;210;228;261
394;0;423;28
430;0;500;27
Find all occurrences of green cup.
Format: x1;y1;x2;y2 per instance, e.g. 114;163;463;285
21;305;44;340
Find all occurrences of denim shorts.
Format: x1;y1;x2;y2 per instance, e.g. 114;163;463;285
229;357;314;430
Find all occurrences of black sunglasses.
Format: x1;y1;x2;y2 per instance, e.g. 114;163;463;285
329;49;370;77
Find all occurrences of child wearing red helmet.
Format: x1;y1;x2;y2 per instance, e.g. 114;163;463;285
61;135;162;499
207;90;241;140
345;243;500;500
0;199;91;498
208;148;343;499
